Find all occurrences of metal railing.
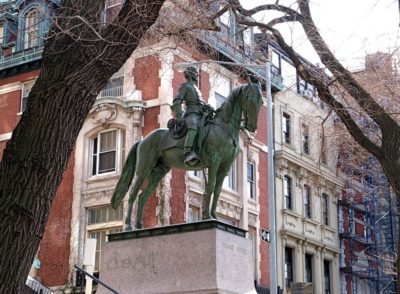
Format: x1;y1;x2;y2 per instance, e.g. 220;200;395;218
0;46;44;71
74;265;120;294
98;77;124;99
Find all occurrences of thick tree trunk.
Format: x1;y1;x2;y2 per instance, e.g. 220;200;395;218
0;1;165;292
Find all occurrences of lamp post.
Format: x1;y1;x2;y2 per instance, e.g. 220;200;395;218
176;60;277;294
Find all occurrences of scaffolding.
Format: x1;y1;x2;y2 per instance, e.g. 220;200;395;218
339;156;399;293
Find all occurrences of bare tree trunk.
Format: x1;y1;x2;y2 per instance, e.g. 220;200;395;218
0;1;165;292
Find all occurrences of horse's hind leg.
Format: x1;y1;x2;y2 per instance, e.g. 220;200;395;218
203;163;218;220
125;175;145;231
211;163;231;219
136;165;170;229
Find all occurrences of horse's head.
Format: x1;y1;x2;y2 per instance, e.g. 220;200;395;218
242;82;263;133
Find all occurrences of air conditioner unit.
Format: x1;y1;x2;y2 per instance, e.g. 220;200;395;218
300;90;311;99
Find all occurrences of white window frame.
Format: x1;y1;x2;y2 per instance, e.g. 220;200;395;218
322;193;329;225
284;175;292;210
302;123;310;155
20;79;36;113
304;185;312;218
282;112;291;144
223;159;237;191
90;129;123;177
247;161;255;199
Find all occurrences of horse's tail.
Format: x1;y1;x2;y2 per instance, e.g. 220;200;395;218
111;141;140;209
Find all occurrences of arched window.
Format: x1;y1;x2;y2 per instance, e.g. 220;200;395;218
24;9;39;49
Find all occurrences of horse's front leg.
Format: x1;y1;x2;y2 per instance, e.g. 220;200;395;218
203;163;218;220
211;163;231;219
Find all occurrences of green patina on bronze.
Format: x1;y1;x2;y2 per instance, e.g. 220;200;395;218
111;77;263;230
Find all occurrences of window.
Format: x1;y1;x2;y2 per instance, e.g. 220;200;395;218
104;0;122;23
281;58;297;90
188;170;201;178
91;129;124;176
285;247;293;289
87;205;123;225
282;113;291;144
304;185;312;218
99;76;124;99
247;162;255;199
271;50;281;76
21;80;35;112
324;260;331;294
219;7;230;27
87;205;123;272
223;161;237;191
24;9;40;49
88;228;122;272
322;193;329;225
305;254;313;282
283;175;292;210
213;75;230;109
188;205;200;223
302;124;310;155
298;78;317;98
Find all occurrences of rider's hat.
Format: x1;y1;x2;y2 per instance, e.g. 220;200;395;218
184;66;199;76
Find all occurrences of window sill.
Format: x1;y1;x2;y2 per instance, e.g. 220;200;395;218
221;186;240;198
17;112;22;116
303;217;320;226
282;209;301;219
321;224;336;233
282;142;295;150
85;173;120;183
188;174;203;184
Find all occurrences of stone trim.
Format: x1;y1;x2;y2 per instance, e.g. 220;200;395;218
108;220;247;241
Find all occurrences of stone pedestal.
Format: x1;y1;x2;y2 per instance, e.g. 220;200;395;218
97;220;257;294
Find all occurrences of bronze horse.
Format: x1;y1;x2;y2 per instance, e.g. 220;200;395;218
111;82;263;230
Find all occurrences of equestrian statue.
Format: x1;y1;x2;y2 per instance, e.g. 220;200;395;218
111;67;263;230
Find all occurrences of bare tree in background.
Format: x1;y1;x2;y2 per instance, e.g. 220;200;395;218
226;0;400;290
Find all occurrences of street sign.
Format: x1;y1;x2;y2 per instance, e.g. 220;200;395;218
261;229;270;242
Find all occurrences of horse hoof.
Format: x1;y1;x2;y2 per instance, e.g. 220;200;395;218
136;223;143;229
125;225;132;231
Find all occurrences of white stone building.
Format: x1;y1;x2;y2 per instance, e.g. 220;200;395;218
273;87;343;293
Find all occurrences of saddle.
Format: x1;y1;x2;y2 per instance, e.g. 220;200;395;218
166;110;214;153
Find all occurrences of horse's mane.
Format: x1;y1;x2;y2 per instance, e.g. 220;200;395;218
216;84;246;122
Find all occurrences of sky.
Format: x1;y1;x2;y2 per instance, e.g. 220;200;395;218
240;0;400;70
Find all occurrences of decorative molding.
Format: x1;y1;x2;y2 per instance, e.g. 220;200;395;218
90;103;117;127
128;106;145;127
0;82;21;95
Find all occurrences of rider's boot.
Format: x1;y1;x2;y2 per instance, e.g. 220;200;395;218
184;128;200;166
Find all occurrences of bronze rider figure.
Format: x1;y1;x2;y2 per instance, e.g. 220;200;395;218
170;67;214;166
